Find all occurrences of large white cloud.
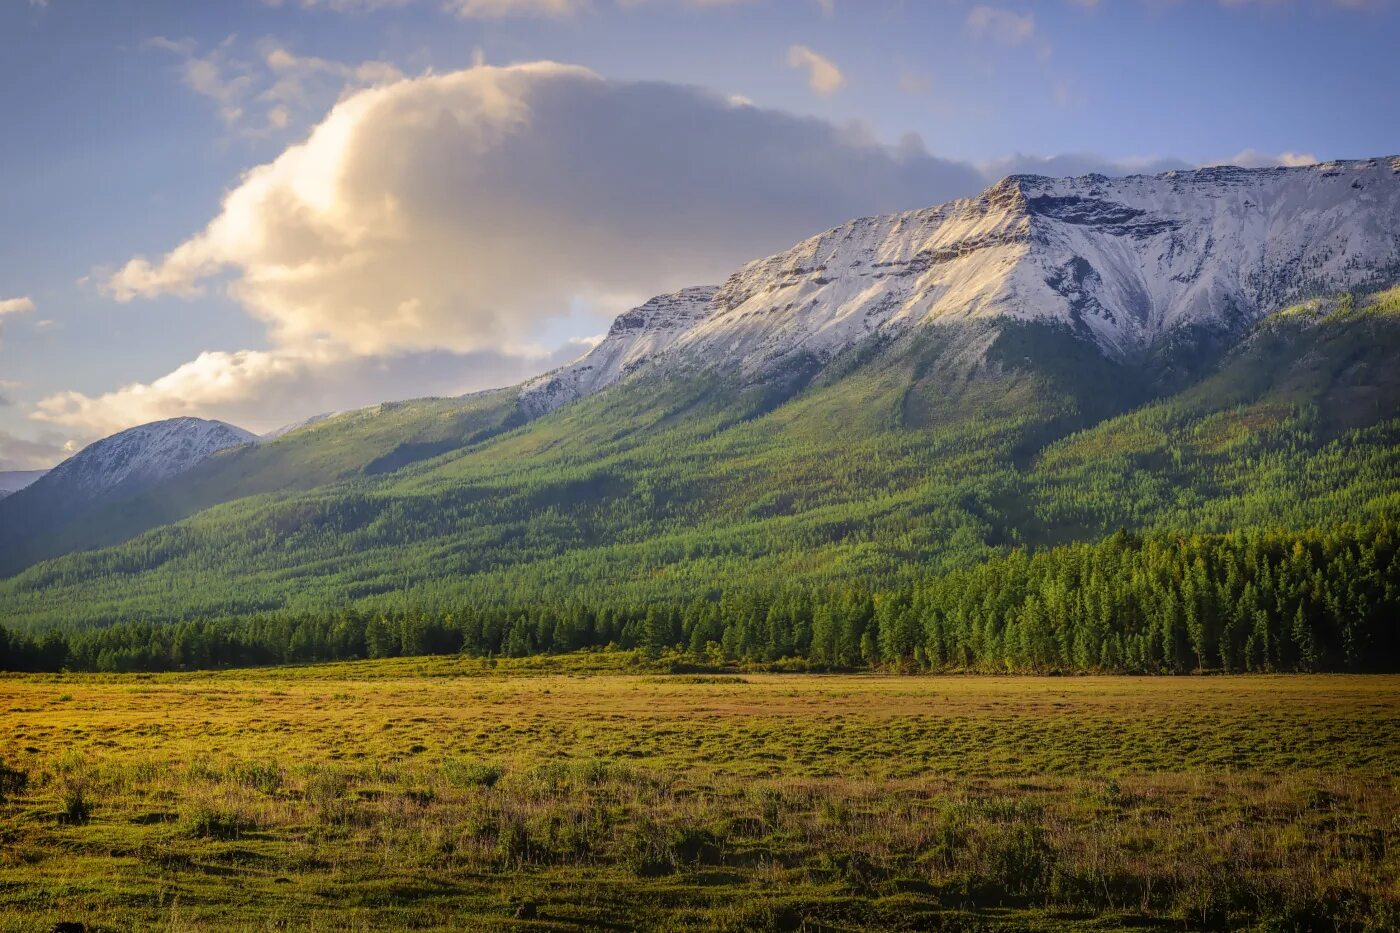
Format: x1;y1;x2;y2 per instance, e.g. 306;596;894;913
104;62;986;358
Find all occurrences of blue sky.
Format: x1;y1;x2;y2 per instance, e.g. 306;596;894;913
0;0;1396;468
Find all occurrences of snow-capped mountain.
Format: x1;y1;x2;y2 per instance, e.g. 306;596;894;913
0;470;46;500
523;158;1400;409
0;417;256;569
520;287;718;415
35;417;256;500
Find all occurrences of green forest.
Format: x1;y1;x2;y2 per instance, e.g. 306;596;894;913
4;520;1395;674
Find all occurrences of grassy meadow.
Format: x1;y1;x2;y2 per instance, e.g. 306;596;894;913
1;653;1398;931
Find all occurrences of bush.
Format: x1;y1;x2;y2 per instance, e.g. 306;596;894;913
59;780;92;825
442;758;504;789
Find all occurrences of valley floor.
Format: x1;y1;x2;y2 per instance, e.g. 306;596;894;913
1;654;1397;931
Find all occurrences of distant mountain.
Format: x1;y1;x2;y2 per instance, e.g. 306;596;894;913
0;470;46;500
0;160;1396;630
0;417;254;573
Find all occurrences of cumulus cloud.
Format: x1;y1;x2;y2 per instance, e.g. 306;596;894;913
32;342;591;437
786;45;846;96
103;62;982;359
75;62;997;437
897;68;932;97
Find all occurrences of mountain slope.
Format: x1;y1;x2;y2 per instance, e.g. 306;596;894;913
0;417;256;573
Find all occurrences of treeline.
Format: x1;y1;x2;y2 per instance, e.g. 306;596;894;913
2;521;1396;674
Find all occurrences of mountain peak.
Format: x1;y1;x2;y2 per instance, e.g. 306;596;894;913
37;416;256;500
517;157;1400;415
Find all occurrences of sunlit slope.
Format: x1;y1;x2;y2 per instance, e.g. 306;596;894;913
2;292;1397;630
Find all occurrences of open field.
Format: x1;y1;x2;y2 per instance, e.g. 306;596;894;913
1;653;1398;931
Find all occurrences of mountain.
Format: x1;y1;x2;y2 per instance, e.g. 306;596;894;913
0;161;1396;631
0;417;255;573
0;470;46;500
520;287;717;415
520;157;1400;407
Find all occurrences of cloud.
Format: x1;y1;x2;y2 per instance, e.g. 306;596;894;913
965;5;1036;45
785;44;846;96
147;35;402;135
443;0;587;16
102;62;982;361
0;297;35;317
1210;149;1320;168
0;296;35;348
32;342;590;438
965;4;1055;62
979;152;1193;180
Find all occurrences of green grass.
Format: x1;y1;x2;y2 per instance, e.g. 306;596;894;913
1;655;1398;930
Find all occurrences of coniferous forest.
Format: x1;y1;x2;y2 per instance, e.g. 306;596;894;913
5;521;1394;674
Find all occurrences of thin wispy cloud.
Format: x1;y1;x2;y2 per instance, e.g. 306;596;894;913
145;35;403;136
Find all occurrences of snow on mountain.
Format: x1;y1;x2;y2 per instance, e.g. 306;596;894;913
522;158;1400;407
34;417;256;502
0;470;46;499
520;286;718;414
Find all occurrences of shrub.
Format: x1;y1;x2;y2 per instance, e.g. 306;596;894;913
58;780;92;825
442;758;504;789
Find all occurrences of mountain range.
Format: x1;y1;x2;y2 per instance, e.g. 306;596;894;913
1;158;1397;631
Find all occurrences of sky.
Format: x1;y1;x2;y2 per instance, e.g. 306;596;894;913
0;0;1397;470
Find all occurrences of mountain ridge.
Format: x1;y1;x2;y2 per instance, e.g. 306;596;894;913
518;158;1400;413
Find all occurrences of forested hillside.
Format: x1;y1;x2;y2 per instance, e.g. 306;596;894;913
0;289;1396;664
3;520;1395;673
